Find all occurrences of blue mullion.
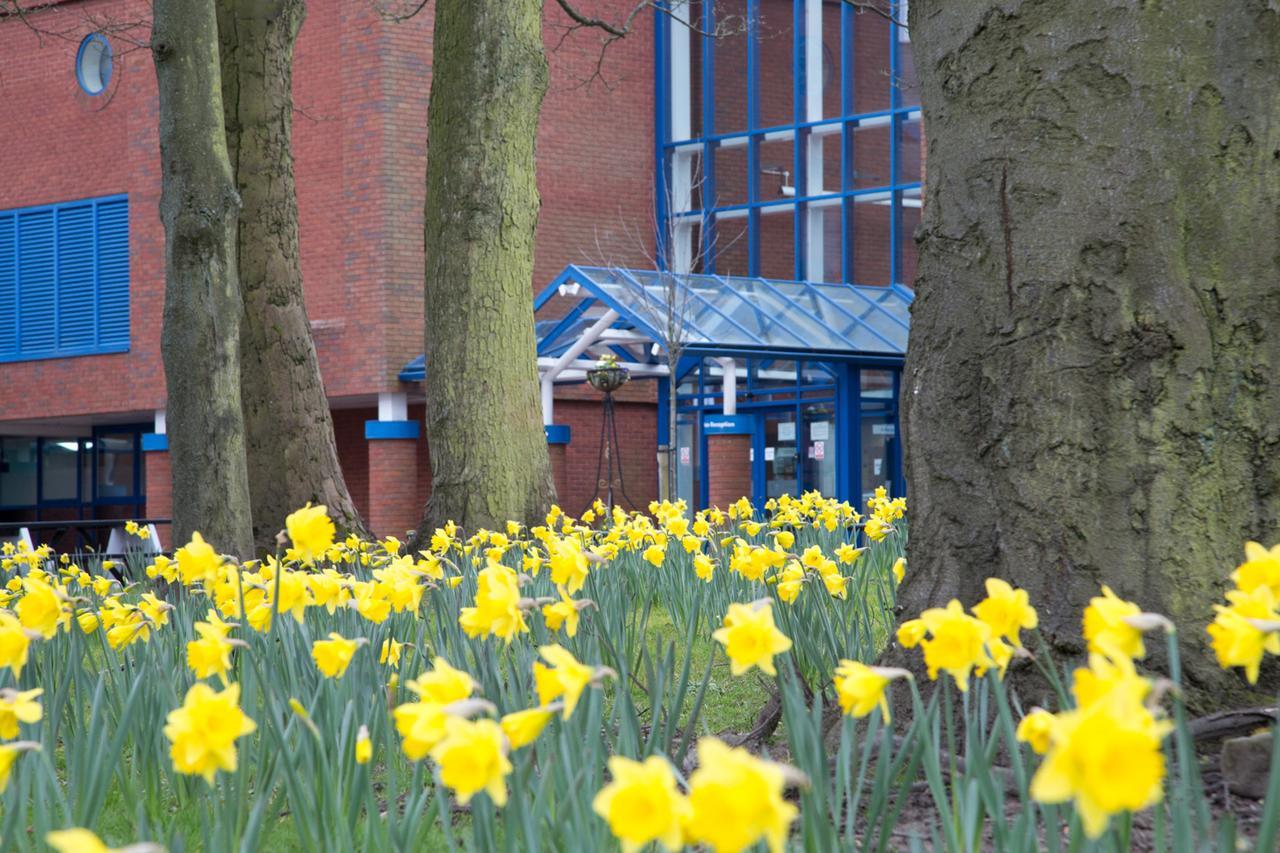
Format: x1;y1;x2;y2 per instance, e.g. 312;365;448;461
745;0;761;276
672;180;922;222
701;0;717;274
792;0;806;282
664;105;922;149
714;283;812;348
614;268;716;342
840;4;855;285
750;277;857;349
536;296;596;357
888;7;902;286
654;2;671;271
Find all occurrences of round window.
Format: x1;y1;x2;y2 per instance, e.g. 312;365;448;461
76;34;113;96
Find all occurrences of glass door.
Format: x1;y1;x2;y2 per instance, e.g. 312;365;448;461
755;408;799;504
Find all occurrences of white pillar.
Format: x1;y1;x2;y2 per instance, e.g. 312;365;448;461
804;0;826;282
377;392;408;422
718;357;737;416
670;2;695;275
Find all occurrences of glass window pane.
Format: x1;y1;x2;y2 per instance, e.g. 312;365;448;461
0;438;37;507
757;206;796;281
802;402;836;497
763;409;798;499
41;440;79;502
861;369;894;399
861;414;895;503
96;432;135;499
756;0;795;130
711;1;751;135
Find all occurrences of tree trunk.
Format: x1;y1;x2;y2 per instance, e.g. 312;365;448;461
417;0;556;533
901;0;1280;707
216;0;368;550
152;0;254;557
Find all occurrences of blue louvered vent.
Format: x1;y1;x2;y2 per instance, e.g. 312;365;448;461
0;195;129;362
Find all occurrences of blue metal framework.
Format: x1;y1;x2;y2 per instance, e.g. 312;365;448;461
654;0;919;286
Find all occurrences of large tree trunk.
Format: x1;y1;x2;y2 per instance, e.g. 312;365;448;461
417;0;556;533
901;1;1280;707
216;0;368;550
152;0;254;557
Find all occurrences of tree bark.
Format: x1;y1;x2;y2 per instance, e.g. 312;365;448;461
900;0;1280;707
152;0;254;557
417;0;556;533
216;0;368;550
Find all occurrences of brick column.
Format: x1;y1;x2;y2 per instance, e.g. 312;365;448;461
365;420;422;540
141;433;172;550
545;424;570;502
703;415;754;509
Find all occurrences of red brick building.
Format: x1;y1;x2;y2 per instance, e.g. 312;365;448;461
0;0;918;546
0;0;666;544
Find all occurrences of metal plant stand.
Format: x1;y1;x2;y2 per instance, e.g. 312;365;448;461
587;365;635;512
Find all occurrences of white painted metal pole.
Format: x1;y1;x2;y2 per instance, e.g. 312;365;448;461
539;308;621;425
718;357;737;416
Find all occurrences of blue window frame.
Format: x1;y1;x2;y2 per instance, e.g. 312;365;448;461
0;194;130;363
654;0;920;287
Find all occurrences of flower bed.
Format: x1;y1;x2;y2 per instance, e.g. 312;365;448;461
0;490;1277;851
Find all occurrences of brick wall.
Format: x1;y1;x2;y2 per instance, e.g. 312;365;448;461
706;434;752;509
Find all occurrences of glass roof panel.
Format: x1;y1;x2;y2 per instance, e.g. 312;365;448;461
531;265;911;358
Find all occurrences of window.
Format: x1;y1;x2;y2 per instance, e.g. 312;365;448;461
0;195;129;362
76;34;113;95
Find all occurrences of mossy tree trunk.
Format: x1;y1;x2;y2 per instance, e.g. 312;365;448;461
152;0;254;557
216;0;368;550
900;0;1280;705
416;0;556;533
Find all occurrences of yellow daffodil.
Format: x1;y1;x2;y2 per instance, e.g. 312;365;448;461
592;755;690;852
355;725;372;764
458;561;528;643
685;738;798;853
0;687;42;738
833;661;907;721
693;553;714;582
896;618;925;648
1082;586;1145;660
380;637;405;668
393;699;449;761
0;612;32;678
44;827;132;853
406;657;475;705
1015;709;1055;755
312;633;362;678
547;537;590;593
712;601;793;677
1231;541;1280;597
971;578;1038;647
892;556;906;584
17;576;66;639
541;587;581;638
1207;585;1280;684
163;682;257;784
1029;701;1170;838
500;706;553;749
431;716;511;806
175;532;222;587
533;644;595;719
917;599;992;692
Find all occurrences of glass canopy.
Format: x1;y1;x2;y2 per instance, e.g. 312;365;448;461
399;265;911;383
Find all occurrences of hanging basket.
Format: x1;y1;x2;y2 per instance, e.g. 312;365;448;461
587;366;630;394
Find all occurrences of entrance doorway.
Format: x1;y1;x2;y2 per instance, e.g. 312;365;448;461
751;401;837;506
